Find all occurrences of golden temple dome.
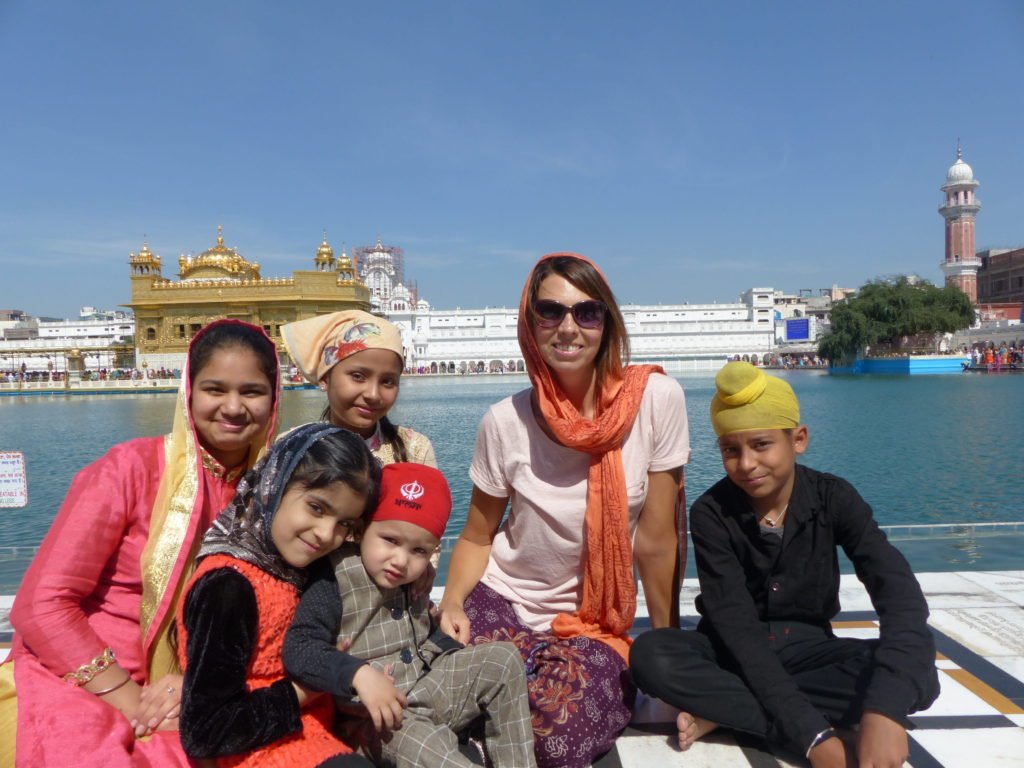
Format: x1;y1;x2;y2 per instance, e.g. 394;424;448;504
129;239;163;277
178;226;261;281
316;232;334;258
315;231;335;270
130;240;161;264
336;244;355;282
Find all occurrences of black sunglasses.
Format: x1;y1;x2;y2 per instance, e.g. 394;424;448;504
533;299;607;329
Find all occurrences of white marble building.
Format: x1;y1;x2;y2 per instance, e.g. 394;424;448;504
385;287;776;374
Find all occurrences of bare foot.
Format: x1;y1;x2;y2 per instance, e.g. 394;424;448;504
676;711;717;750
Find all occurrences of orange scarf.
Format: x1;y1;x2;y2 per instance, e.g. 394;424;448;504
518;253;663;661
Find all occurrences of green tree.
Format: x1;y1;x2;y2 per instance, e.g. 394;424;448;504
817;277;974;362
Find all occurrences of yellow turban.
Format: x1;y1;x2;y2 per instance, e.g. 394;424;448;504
710;361;800;437
281;310;405;384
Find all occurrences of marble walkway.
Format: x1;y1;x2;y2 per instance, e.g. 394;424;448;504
3;570;1023;767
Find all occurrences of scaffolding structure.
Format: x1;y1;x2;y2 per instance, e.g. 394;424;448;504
353;240;418;304
355;240;405;285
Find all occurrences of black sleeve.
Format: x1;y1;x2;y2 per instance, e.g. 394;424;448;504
690;493;830;752
832;478;940;718
283;559;367;697
180;567;302;759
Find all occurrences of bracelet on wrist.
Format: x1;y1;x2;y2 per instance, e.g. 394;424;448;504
806;727;837;758
92;675;131;696
62;647;117;686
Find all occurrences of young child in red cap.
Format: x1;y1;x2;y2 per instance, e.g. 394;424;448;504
284;463;537;768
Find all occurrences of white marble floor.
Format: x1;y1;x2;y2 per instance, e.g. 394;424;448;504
3;572;1024;767
601;571;1024;768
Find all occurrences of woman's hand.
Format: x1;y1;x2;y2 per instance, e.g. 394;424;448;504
352;664;407;732
437;601;471;644
132;673;183;737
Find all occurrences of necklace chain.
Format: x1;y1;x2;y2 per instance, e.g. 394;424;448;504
760;505;789;528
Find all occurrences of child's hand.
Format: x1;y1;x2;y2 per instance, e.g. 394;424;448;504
290;680;323;708
808;733;850;768
132;673;182;738
352;664;407;732
857;711;908;768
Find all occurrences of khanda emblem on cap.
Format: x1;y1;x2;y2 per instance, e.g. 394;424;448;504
400;480;425;502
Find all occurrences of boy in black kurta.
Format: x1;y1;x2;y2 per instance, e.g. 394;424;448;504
630;362;939;767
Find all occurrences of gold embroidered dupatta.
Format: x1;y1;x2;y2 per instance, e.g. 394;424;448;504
139;321;280;680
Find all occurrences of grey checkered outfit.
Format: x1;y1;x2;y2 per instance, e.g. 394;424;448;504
332;544;536;768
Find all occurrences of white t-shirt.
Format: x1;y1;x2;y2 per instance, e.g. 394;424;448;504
469;373;690;630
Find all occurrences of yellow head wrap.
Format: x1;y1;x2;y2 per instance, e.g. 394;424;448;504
710;361;800;437
281;310;405;384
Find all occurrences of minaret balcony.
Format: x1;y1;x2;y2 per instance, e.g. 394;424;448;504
940;257;982;278
938;202;981;217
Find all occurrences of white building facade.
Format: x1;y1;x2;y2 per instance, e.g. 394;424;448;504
386;288;776;374
0;310;134;374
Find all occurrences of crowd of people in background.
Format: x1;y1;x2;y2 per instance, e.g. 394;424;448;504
758;353;825;369
1;367;182;384
967;342;1021;371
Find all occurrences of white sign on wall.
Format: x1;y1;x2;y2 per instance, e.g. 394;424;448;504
0;451;28;508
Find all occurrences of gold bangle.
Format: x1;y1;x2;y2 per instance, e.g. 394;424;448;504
92;675;131;696
62;647;116;686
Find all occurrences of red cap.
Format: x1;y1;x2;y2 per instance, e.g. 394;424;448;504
372;463;452;540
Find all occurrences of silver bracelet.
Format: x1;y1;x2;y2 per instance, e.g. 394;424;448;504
806;727;837;758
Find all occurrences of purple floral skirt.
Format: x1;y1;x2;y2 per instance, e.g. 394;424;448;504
463;583;633;768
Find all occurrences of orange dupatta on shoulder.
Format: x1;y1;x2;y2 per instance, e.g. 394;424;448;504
518;253;664;662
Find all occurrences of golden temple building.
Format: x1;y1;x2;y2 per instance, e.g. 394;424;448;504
125;226;370;369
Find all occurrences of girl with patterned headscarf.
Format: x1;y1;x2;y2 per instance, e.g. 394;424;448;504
438;254;691;767
282;311;436;468
176;422;381;767
2;320;280;767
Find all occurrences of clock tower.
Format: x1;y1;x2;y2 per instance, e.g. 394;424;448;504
938;145;981;303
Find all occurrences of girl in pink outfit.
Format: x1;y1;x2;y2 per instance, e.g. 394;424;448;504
0;320;280;767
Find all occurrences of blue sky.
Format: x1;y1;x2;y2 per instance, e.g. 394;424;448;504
2;1;1022;318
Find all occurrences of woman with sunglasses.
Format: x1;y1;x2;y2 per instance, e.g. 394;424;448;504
439;253;691;767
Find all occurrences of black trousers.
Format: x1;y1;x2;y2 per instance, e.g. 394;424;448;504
630;622;878;753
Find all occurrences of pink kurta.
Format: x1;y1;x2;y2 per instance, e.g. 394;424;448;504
8;437;239;767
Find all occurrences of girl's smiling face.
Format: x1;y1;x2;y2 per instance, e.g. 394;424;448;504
189;346;274;468
270;480;367;569
323;348;403;437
